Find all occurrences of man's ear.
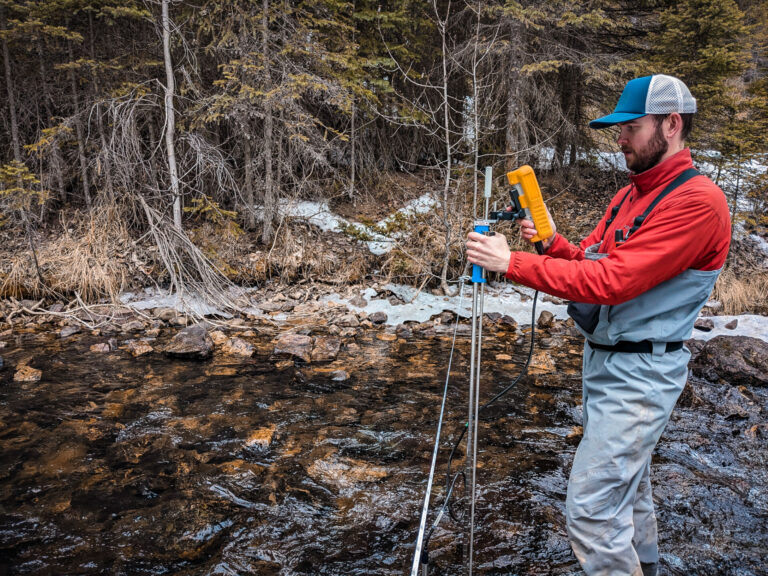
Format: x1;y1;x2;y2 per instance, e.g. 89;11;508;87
665;113;683;140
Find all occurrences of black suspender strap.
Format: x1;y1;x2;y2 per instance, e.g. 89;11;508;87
598;186;633;245
626;168;700;240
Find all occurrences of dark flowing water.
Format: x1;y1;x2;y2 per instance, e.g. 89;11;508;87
0;322;766;575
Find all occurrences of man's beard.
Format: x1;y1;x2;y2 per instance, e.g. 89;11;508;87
623;123;668;174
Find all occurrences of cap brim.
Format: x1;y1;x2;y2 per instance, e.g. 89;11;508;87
589;112;647;129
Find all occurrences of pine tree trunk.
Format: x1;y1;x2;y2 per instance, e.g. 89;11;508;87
67;32;92;209
162;0;182;229
261;0;276;244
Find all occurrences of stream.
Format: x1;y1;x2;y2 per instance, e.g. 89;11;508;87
0;321;766;575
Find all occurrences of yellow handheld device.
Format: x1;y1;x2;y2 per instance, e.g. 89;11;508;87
506;165;553;248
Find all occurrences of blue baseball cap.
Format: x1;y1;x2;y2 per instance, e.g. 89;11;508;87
589;74;697;129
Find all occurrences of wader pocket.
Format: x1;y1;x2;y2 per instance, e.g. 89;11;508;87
567;301;601;335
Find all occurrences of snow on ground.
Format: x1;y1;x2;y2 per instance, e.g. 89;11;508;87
277;193;436;255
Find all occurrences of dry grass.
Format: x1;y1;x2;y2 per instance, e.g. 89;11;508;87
712;268;768;315
0;204;133;302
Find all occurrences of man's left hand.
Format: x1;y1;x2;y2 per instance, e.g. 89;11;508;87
466;231;512;274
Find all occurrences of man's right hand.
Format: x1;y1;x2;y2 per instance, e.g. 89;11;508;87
519;205;556;252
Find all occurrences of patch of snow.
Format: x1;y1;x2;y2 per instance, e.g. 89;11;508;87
120;288;232;318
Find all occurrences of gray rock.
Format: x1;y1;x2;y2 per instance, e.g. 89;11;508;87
690;336;768;387
694;318;715;332
164;324;214;360
337;314;360;328
369;311;388;325
725;319;738;330
350;296;368;308
331;370;350;382
537;311;555;329
121;320;145;333
395;324;413;339
60;325;81;338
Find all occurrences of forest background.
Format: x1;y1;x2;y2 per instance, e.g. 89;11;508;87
1;0;767;316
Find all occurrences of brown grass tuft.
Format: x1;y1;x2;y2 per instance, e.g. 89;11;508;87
712;268;768;315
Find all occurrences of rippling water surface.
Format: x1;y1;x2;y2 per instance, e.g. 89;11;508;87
0;323;765;575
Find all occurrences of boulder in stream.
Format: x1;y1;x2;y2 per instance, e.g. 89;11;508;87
690;335;768;387
274;333;313;362
164;324;214;360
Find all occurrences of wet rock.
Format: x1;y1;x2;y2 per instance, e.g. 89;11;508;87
209;330;228;345
685;338;706;361
154;307;178;321
368;311;388;325
14;365;41;383
485;312;502;323
537;311;555;329
725;319;738;330
245;424;277;449
529;350;556;374
538;337;563;350
164;324;214;360
336;313;360;328
311;337;341;362
274;333;313;362
499;315;518;330
395;324;413;339
127;340;153;357
307;454;388;492
715;387;758;420
90;342;112;353
121;320;145;333
331;370;349;381
60;325;80;338
339;328;357;338
377;332;398;342
694;318;715;332
690;336;768;387
221;337;255;357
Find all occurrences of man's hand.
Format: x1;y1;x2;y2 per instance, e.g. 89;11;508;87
466;231;512;274
518;205;556;252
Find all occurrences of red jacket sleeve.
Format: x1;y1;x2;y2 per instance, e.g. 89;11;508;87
506;196;730;305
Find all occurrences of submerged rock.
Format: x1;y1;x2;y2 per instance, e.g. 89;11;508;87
311;337;341;362
221;337;255;357
14;365;41;383
127;340;153;358
164;324;214;360
691;336;768;387
274;333;312;362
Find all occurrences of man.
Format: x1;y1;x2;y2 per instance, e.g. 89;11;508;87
466;75;730;576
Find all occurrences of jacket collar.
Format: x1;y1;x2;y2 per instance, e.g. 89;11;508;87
629;148;694;195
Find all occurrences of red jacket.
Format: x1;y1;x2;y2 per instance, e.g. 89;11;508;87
504;149;731;305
